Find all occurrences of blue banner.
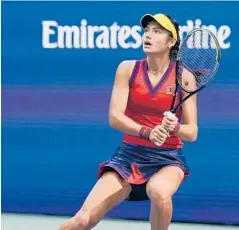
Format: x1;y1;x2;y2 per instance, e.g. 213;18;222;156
2;1;239;225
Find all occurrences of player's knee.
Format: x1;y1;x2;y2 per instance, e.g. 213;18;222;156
146;184;171;204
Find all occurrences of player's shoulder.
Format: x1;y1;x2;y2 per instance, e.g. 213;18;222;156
181;67;194;78
180;67;197;93
116;60;140;77
117;59;138;71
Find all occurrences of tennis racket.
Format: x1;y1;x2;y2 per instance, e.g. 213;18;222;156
156;28;221;145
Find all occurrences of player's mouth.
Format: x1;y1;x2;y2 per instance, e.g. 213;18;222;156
144;41;152;47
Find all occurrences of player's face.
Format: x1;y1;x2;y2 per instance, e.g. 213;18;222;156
142;21;175;55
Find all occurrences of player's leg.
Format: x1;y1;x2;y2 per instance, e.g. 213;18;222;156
59;171;132;230
146;165;184;230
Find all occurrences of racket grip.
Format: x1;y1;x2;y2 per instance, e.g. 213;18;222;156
154;111;177;146
154;142;163;146
164;111;175;118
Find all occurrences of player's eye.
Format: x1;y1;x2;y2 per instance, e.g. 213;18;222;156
154;29;161;34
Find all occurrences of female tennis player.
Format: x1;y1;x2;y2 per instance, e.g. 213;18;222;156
59;13;198;230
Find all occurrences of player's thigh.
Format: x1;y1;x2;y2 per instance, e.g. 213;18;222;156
78;170;131;216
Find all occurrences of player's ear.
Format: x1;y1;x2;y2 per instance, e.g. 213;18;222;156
168;38;177;49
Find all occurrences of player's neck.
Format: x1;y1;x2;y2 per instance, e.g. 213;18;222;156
146;53;171;76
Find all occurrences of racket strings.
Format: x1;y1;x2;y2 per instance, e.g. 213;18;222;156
178;30;219;92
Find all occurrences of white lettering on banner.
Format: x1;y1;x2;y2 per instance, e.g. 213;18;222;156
217;26;231;49
42;21;58;48
42;19;231;49
179;19;231;49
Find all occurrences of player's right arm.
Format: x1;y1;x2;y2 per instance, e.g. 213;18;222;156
109;60;142;136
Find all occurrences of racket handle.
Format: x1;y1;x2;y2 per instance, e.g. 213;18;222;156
169;109;176;114
154;142;163;146
154;111;176;146
164;111;176;118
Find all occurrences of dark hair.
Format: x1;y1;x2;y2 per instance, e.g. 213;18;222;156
165;14;180;60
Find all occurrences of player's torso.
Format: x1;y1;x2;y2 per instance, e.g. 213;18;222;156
126;58;181;126
124;58;183;148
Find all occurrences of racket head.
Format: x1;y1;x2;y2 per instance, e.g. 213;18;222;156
176;28;221;94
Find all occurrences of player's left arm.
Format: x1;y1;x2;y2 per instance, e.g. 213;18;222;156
162;69;198;142
177;92;198;142
162;93;198;142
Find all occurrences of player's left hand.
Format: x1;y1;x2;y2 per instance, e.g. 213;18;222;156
161;111;179;133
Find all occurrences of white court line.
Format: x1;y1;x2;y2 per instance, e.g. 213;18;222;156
2;213;239;230
2;0;239;2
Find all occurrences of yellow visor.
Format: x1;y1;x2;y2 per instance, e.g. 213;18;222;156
140;13;178;40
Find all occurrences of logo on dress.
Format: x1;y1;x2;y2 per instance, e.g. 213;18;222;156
166;85;173;95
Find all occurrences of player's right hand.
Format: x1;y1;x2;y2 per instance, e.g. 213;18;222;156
149;125;169;145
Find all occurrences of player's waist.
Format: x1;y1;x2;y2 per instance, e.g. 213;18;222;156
123;135;183;149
